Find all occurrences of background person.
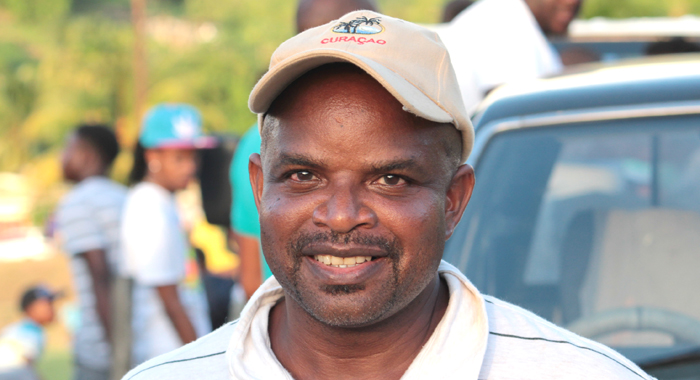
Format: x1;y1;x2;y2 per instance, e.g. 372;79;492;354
54;124;125;380
440;0;582;112
441;0;474;23
121;104;213;366
229;0;380;303
0;286;62;380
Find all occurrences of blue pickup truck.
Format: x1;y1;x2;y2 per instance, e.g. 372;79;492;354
444;54;700;379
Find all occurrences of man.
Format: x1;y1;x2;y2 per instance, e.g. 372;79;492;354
442;0;474;23
440;0;582;112
55;125;126;380
124;11;652;379
230;0;379;301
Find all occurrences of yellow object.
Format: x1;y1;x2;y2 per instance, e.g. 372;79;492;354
190;220;239;276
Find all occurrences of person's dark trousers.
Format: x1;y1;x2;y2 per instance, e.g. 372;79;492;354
110;276;132;380
196;248;236;329
202;272;235;329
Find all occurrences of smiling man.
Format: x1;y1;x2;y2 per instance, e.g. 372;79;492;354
123;10;653;380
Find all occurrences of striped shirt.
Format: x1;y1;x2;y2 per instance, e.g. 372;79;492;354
55;176;127;371
122;261;654;380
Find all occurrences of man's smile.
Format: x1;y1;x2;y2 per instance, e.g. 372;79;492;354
303;244;388;265
302;254;390;286
313;254;374;268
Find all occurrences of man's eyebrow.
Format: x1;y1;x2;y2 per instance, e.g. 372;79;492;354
274;153;326;170
369;158;420;173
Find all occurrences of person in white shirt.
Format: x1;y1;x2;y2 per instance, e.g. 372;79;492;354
55;124;126;380
123;11;653;380
440;0;581;112
121;104;214;366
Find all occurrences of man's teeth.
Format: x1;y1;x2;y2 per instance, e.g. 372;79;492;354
313;255;373;268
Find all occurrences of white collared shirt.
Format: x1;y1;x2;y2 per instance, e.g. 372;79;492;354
439;0;563;113
122;261;653;380
121;182;211;365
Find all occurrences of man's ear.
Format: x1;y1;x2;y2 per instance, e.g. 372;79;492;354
249;153;264;211
444;164;475;240
144;148;159;165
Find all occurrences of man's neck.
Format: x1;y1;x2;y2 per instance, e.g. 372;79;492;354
74;170;107;183
144;176;174;193
269;273;449;380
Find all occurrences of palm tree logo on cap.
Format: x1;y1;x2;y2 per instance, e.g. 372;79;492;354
333;16;383;35
173;114;198;139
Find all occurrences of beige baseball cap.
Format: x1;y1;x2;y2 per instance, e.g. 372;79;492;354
249;10;474;162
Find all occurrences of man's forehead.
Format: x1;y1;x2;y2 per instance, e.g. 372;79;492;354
263;114;455;180
261;64;462;171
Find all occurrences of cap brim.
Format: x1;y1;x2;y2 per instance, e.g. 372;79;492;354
250;49;454;126
151;136;218;149
49;290;66;300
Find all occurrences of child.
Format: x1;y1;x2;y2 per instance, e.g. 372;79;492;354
0;286;61;380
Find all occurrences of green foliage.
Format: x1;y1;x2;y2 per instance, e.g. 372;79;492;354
0;0;699;225
582;0;668;18
3;0;71;22
379;0;441;24
581;0;700;18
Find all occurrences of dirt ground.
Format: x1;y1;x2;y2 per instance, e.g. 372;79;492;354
0;251;75;380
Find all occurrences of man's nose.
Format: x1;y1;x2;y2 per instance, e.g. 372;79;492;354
312;183;377;234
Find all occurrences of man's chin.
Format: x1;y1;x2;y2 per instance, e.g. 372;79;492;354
292;286;400;328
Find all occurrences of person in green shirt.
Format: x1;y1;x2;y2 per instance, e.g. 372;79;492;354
229;0;379;300
229;125;272;299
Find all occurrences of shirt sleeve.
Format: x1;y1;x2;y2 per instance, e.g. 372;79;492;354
3;323;43;363
19;327;43;362
231;126;262;238
55;197;105;256
122;190;186;286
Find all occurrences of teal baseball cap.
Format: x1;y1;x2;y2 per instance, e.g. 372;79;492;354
139;103;217;149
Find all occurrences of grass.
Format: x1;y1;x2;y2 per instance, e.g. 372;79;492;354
37;349;72;380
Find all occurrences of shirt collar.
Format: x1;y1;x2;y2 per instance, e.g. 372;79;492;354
226;260;489;379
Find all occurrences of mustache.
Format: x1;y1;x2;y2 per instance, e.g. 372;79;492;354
289;231;401;258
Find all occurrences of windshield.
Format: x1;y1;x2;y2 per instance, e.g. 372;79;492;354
444;114;700;365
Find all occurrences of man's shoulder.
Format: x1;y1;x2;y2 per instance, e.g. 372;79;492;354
123;183;168;212
123;320;238;380
481;296;653;379
59;177;127;210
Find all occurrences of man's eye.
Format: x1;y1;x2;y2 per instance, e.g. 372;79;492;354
377;175;406;186
290;171;316;182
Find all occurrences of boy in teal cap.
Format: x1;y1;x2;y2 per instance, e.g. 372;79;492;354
122;103;213;366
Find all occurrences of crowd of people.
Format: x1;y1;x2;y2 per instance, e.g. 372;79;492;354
0;0;670;379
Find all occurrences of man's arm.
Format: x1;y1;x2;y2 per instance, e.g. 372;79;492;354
82;249;112;342
156;285;197;344
233;231;262;299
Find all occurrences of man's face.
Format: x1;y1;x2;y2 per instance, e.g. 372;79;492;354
146;148;198;191
252;66;468;328
61;134;90;182
527;0;582;36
